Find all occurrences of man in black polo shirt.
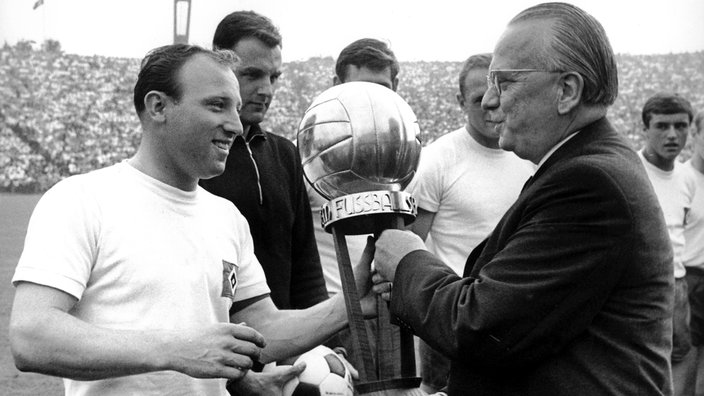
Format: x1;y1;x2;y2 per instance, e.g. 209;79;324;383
200;11;328;311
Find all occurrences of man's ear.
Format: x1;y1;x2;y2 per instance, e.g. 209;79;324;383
456;93;465;109
333;75;342;86
557;72;583;115
144;90;169;122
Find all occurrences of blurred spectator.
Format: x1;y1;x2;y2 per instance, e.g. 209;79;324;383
1;41;140;191
1;41;703;192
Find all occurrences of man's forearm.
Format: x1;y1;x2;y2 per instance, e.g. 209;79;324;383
234;296;348;364
11;307;172;380
11;283;262;382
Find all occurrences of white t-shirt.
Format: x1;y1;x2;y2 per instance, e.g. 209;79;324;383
639;151;696;278
307;182;369;296
407;127;535;275
684;160;704;270
12;161;270;396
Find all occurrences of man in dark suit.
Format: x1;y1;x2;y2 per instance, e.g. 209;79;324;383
372;3;674;395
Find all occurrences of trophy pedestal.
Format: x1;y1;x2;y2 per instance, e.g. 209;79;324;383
356;378;425;396
326;191;422;395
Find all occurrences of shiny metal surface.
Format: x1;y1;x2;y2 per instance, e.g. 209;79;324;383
298;81;422;201
320;190;417;235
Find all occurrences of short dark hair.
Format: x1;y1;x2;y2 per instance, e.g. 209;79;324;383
335;38;399;82
212;10;281;50
510;2;618;107
641;92;694;128
133;44;238;115
458;53;492;98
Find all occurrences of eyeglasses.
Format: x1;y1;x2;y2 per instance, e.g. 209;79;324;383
486;69;562;96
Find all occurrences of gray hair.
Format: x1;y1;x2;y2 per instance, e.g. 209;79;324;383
510;2;618;106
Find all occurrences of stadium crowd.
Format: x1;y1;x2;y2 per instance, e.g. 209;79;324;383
1;40;703;192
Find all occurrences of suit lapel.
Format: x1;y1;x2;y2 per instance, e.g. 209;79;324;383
463;117;618;277
528;117;615;188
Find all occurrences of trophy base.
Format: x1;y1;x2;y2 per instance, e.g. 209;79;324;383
356;377;424;395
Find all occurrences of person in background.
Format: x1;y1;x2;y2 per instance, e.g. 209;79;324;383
371;3;674;394
684;108;704;396
638;92;696;396
200;11;330;313
684;110;704;396
310;37;400;297
405;52;534;394
302;37;402;375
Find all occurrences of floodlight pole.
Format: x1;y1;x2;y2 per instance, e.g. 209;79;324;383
173;0;192;44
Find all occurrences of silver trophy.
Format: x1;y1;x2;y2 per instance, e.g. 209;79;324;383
298;82;423;395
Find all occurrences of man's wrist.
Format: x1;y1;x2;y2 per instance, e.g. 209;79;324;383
150;330;180;372
226;372;258;395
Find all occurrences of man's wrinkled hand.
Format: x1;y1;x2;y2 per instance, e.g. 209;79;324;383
372;272;394;302
374;229;426;282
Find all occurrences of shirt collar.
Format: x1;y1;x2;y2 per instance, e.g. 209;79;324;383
241;123;267;143
536;130;581;171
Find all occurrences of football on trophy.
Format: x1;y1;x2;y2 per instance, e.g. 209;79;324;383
297;81;421;201
264;345;354;396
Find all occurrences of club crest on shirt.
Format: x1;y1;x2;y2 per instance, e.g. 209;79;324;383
221;260;238;300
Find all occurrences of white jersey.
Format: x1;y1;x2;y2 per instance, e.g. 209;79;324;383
683;160;704;269
407;127;534;275
12;161;270;396
639;151;696;278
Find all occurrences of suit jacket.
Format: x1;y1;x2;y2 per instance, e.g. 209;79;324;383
391;117;674;395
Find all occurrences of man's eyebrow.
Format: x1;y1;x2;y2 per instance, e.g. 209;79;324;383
202;95;235;104
238;66;264;74
204;95;227;101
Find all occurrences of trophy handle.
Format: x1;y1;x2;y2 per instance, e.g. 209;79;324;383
333;227;377;382
328;199;422;394
374;216;418;381
378;292;417;380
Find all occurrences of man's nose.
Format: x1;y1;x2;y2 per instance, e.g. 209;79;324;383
481;86;499;110
256;77;274;96
224;113;243;135
665;125;680;138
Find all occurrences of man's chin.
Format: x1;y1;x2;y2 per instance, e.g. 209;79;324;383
241;112;267;126
202;167;227;180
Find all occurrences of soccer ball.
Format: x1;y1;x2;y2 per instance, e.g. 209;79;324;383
297;81;421;201
264;345;354;396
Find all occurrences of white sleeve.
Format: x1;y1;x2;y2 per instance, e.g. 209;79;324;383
12;177;98;300
407;145;444;213
230;211;270;302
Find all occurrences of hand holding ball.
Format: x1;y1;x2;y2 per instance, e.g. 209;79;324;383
264;345;354;396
